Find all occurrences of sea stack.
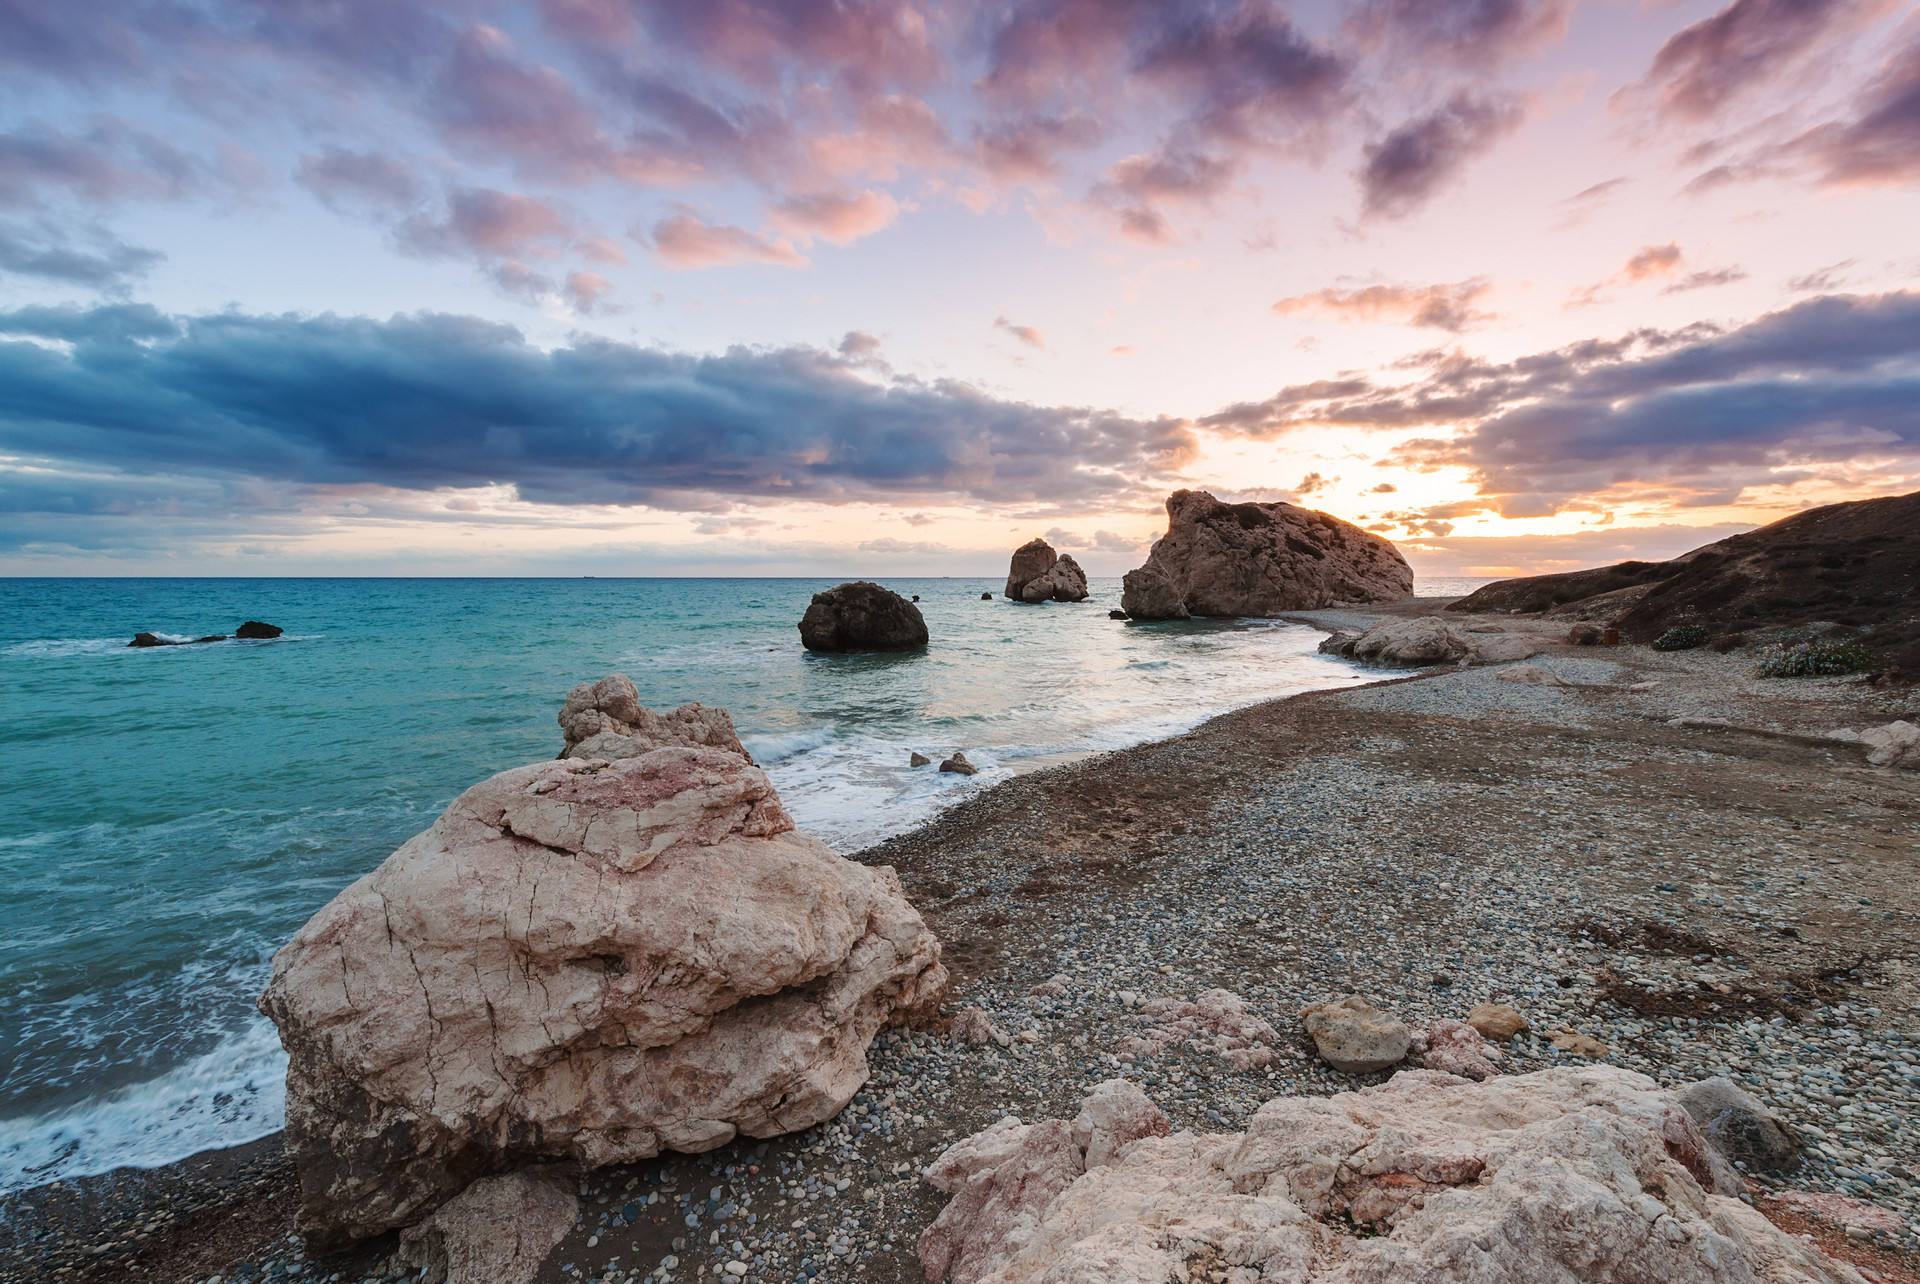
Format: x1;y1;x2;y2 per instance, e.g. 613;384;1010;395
1003;538;1090;603
797;581;930;652
1120;490;1411;619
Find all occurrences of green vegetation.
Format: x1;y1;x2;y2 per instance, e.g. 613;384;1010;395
1651;625;1708;651
1754;639;1882;678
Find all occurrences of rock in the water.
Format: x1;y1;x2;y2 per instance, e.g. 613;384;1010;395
939;752;978;776
128;632;169;647
917;1067;1856;1284
1118;565;1190;620
1676;1077;1801;1174
1496;663;1570;686
558;674;751;762
1004;538;1090;603
910;751;932;767
1107;609;1127;620
1317;629;1363;658
798;581;929;652
1410;1019;1502;1081
1300;995;1410;1073
236;621;284;639
981;592;993;600
396;1169;577;1284
1466;1003;1529;1042
1118;489;1410;619
1350;617;1472;667
258;708;948;1249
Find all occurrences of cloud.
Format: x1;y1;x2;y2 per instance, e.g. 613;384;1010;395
0;304;1199;521
838;330;883;358
1662;266;1749;293
1398;523;1759;576
768;189;901;245
1359;92;1526;218
1789;25;1920;186
1629;0;1891;120
1272;278;1493;332
648;213;808;269
1347;0;1576;68
295;148;421;211
994;316;1048;349
857;537;952;554
0;219;162;289
1788;260;1855;291
1295;471;1332;494
1568;242;1697;306
1623;243;1684;280
399;186;573;258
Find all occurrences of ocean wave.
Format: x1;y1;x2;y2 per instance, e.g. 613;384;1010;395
1;638;124;658
0;1019;287;1195
740;724;838;764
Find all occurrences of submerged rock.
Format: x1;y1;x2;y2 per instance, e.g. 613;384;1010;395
917;1067;1857;1284
558;673;750;762
1120;489;1410;619
258;700;948;1249
798;581;929;652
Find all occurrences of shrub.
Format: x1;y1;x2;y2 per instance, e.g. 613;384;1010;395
1755;639;1882;678
1651;625;1708;651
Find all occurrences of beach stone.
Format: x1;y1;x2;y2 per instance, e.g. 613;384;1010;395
1350;617;1472;667
910;751;931;767
396;1169;576;1284
1676;1077;1801;1173
1409;1019;1502;1081
1069;1078;1169;1169
1115;988;1280;1070
1471;634;1544;663
557;675;751;762
1119;489;1411;618
939;753;978;776
918;1067;1858;1284
951;1008;996;1046
1495;662;1568;685
1465;1003;1529;1042
1004;539;1090;603
1828;720;1920;768
1300;995;1410;1073
1119;564;1189;620
235;621;283;639
1550;1029;1609;1057
259;724;948;1249
797;581;929;653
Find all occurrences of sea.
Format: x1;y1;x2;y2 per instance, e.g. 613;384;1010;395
0;574;1489;1194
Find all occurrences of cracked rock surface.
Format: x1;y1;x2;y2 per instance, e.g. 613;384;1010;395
258;738;947;1250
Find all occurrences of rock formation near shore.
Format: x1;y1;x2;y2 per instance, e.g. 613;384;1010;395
258;698;948;1249
1120;490;1411;619
798;581;929;652
918;1067;1862;1284
1449;489;1920;662
1003;539;1090;603
558;673;751;761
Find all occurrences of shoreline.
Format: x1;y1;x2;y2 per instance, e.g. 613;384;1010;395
7;605;1919;1284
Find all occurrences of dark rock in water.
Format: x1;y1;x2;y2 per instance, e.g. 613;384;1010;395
1005;538;1090;603
981;592;993;600
911;595;920;602
798;581;929;653
910;751;931;767
129;632;168;648
938;752;977;776
1109;609;1128;620
194;635;228;643
236;621;284;639
1449;489;1920;652
1317;630;1362;658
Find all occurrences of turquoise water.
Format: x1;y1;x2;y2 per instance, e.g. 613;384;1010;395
0;576;1379;1192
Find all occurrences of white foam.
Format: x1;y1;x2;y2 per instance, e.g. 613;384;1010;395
0;1019;287;1194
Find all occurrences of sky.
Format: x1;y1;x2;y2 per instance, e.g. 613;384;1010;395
1;0;1917;578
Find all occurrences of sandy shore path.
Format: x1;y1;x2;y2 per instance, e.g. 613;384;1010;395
8;615;1919;1284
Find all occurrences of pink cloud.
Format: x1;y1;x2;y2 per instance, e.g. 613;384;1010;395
994;315;1047;348
768;188;901;245
649;213;808;269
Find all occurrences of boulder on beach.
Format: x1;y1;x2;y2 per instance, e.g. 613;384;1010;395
1349;617;1471;667
917;1067;1860;1284
1300;994;1409;1073
258;697;949;1249
1466;1003;1529;1042
1676;1077;1801;1174
557;673;751;762
1119;489;1411;619
798;581;929;652
1004;538;1090;603
1826;719;1920;768
396;1169;577;1284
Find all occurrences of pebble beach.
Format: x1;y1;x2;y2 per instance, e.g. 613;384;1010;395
6;603;1918;1284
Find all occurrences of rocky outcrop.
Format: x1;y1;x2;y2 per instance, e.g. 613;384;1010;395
1003;539;1091;603
258;702;948;1249
918;1068;1864;1284
1449;489;1920;656
396;1170;577;1284
1120;490;1410;619
1408;1019;1502;1081
1324;618;1549;669
236;620;284;639
1301;995;1409;1073
798;581;929;652
1826;720;1919;768
558;674;751;761
129;620;284;647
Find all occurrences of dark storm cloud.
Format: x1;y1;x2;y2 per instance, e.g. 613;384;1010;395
1206;291;1920;513
1358;92;1525;218
0;304;1197;514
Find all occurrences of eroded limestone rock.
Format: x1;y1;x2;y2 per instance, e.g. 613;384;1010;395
1005;539;1090;603
396;1170;577;1284
557;674;750;762
797;581;929;653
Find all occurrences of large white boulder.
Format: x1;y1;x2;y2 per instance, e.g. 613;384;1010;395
259;711;948;1249
919;1067;1867;1284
